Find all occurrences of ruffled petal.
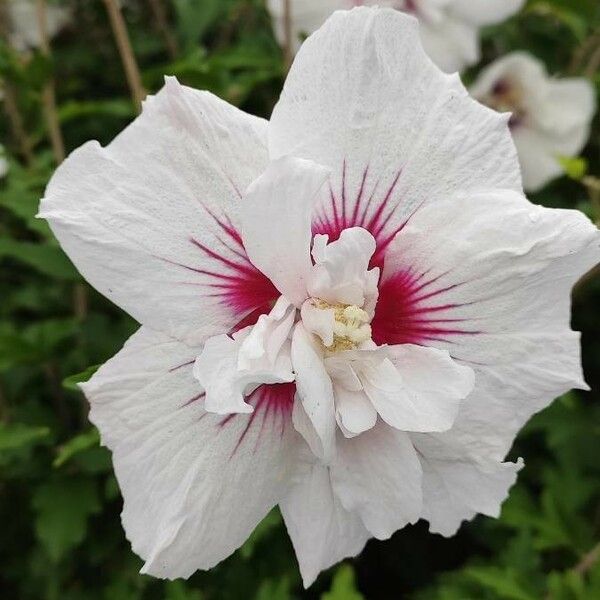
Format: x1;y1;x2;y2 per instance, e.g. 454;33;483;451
450;0;525;26
359;351;471;433
386;344;475;431
291;323;336;462
331;424;422;539
308;227;379;309
280;462;370;588
412;435;523;536
240;156;330;306
375;189;600;463
81;327;300;578
39;77;277;344
270;7;520;268
334;385;377;438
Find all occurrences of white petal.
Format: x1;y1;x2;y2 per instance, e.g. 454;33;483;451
512;127;566;193
331;424;422;538
240;156;330;306
417;14;480;73
386;344;475;431
413;434;523;536
195;299;296;415
360;354;467;433
266;0;346;53
280;462;370;588
193;334;254;414
377;189;600;462
450;0;525;26
291;323;336;463
81;327;301;578
270;7;520;267
541;78;596;136
39;77;276;344
308;227;379;308
238;296;296;370
333;385;377;438
300;300;336;347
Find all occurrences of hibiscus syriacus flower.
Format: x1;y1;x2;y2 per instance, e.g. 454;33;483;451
470;52;597;192
6;0;70;52
267;0;525;72
39;8;599;587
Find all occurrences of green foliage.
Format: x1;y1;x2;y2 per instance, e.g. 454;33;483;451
32;478;102;561
1;0;599;599
322;565;364;600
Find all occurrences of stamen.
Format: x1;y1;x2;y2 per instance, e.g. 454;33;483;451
312;299;372;353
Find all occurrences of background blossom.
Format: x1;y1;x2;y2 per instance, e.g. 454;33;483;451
470;51;597;192
266;0;525;72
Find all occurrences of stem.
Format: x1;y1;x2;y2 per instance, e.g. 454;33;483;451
35;0;65;164
573;541;600;576
148;0;179;59
102;0;146;112
283;0;293;70
2;84;34;166
73;283;88;320
584;44;600;78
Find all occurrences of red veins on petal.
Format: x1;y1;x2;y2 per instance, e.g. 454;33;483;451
190;208;279;329
312;162;413;270
219;382;296;456
372;268;481;345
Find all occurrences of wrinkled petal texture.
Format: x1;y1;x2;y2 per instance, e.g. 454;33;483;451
40;78;279;344
240;156;330;306
82;327;301;578
374;189;599;535
280;462;370;587
270;8;521;270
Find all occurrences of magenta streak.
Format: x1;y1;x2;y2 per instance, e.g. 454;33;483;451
312;162;405;270
169;359;195;372
373;268;483;346
185;211;279;326
181;392;205;408
217;383;295;458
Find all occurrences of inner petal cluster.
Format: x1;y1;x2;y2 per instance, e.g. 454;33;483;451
310;300;372;353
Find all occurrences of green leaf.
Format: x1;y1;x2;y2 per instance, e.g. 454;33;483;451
255;577;291;600
465;567;538;600
239;508;282;559
53;428;100;468
557;156;588;180
32;478;101;561
164;580;204;600
0;422;50;452
322;565;363;600
62;364;100;391
0;238;79;280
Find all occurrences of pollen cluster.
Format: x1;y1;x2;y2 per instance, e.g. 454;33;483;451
314;300;372;353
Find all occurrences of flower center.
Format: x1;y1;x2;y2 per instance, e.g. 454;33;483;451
482;78;527;129
313;299;372;353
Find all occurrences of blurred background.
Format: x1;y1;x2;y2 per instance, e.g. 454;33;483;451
0;1;599;598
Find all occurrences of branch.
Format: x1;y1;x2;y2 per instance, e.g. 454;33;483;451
102;0;146;112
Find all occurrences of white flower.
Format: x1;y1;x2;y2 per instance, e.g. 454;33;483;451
7;0;70;52
267;0;525;72
470;52;597;192
39;7;599;587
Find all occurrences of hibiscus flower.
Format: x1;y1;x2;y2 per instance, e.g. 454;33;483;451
267;0;525;72
6;0;70;52
470;52;597;192
38;7;599;587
